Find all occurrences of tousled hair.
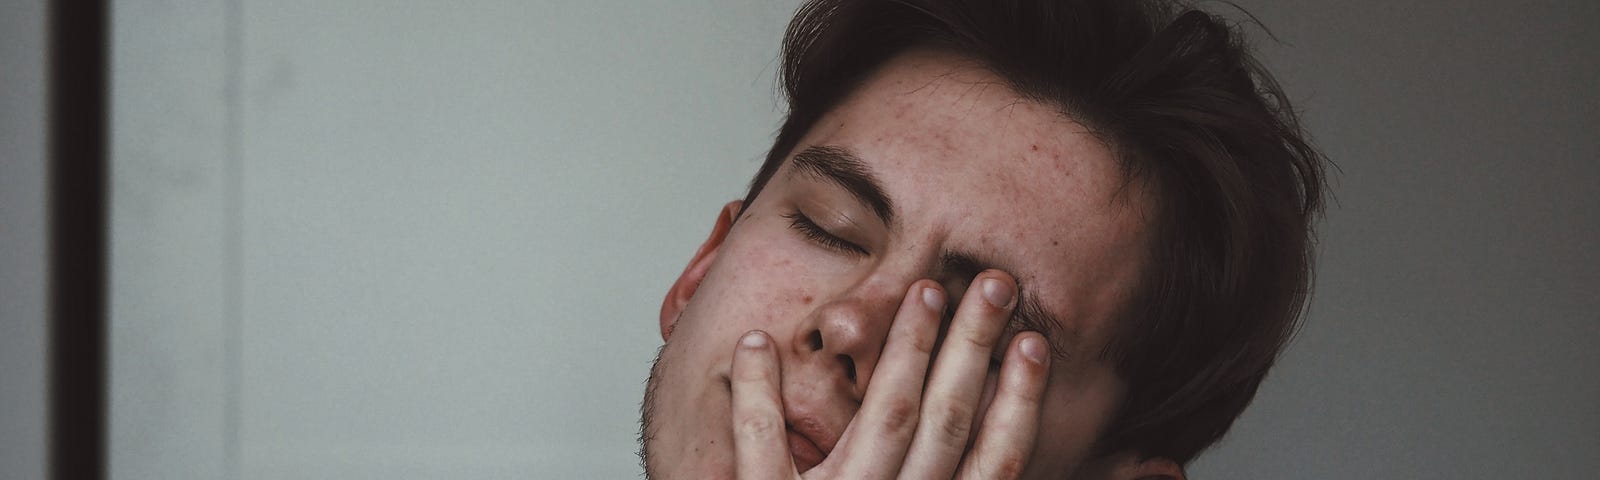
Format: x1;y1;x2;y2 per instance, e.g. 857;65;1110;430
741;0;1326;466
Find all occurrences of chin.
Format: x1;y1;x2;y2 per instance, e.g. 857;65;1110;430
639;343;739;480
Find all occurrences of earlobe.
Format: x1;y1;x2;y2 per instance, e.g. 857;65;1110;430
659;200;743;341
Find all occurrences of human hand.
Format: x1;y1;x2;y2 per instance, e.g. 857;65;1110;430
729;271;1053;479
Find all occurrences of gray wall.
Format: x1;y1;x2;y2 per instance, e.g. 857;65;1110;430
1188;2;1600;478
109;1;797;478
0;0;48;478
83;0;1600;479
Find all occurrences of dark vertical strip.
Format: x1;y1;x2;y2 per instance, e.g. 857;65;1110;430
49;0;109;479
222;0;245;477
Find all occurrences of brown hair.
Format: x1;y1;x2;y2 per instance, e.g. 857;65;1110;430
741;0;1327;465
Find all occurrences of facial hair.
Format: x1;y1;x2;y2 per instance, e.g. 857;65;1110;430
638;344;668;480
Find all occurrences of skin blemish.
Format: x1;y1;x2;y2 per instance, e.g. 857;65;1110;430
801;295;814;305
1031;144;1039;151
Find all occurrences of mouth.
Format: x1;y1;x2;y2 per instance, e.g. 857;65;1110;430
716;370;835;472
785;423;827;472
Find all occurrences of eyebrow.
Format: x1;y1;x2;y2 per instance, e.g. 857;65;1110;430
787;146;896;226
941;251;1073;361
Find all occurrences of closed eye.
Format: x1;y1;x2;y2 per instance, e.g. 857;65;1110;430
782;210;868;257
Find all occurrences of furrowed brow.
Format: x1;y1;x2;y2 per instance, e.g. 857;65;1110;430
941;251;1074;361
787;145;895;226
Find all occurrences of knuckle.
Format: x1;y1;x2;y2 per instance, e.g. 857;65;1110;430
929;400;976;443
877;398;920;435
906;327;938;356
957;328;998;352
990;455;1027;480
965;452;1028;480
735;414;781;439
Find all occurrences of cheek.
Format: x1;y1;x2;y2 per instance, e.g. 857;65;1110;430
1025;371;1125;476
966;368;1118;472
691;232;826;334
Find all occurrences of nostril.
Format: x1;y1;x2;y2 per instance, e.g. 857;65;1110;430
838;355;857;383
807;330;823;351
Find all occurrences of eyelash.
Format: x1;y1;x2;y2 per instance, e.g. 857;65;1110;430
782;211;868;256
782;212;1054;368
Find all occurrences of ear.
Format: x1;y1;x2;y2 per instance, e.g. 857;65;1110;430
659;200;743;341
1077;452;1185;480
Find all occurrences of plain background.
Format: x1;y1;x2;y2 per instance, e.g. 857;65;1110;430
2;0;48;478
3;0;1596;478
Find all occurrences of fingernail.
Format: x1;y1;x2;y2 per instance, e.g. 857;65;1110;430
921;286;945;312
740;331;768;348
982;277;1014;309
1020;336;1049;364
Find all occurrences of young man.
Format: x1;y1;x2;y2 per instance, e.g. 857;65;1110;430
641;0;1325;478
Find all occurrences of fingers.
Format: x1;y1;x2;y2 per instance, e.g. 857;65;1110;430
784;271;1049;480
898;270;1018;478
730;331;800;480
824;280;946;478
956;332;1051;480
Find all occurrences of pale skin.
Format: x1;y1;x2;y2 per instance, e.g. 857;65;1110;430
730;275;1053;479
644;50;1186;479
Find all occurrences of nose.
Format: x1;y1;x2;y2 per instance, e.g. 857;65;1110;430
794;282;908;400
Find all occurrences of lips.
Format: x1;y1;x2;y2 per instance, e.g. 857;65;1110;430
785;415;837;472
786;426;825;472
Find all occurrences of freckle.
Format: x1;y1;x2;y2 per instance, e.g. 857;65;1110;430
801;295;814;305
1031;144;1038;151
1052;240;1060;247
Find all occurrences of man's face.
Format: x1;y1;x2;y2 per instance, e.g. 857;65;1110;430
643;51;1155;479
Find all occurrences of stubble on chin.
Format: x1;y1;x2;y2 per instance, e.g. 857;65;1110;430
639;344;668;480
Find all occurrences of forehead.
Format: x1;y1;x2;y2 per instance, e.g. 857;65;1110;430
788;50;1152;346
